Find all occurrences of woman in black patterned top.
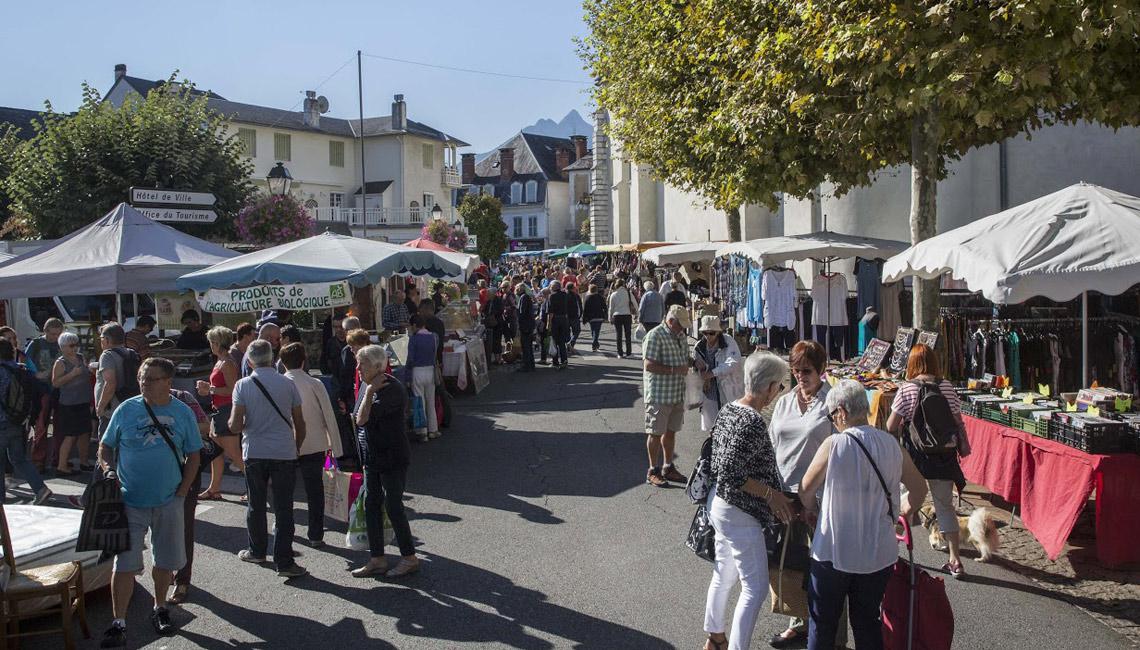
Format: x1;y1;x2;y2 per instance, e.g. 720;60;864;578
703;352;795;650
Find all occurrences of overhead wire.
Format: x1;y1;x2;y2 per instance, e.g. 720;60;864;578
362;52;591;85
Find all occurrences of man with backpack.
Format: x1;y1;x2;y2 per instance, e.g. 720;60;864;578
24;317;63;470
0;339;51;504
95;323;142;437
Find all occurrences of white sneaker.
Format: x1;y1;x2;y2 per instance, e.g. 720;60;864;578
427;431;441;439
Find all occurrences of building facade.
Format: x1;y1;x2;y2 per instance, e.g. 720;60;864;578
103;64;469;242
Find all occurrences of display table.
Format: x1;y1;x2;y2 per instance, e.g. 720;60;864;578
960;415;1140;567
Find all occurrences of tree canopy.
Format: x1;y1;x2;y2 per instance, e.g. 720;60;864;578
4;78;253;240
582;0;1140;325
457;193;507;262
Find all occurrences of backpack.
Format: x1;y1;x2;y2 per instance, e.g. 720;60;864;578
907;381;959;455
0;364;38;425
110;348;142;403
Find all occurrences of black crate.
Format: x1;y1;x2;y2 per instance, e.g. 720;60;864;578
1047;418;1127;454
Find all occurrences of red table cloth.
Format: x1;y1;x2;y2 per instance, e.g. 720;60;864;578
960;415;1140;567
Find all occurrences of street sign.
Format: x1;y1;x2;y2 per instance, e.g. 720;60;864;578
130;188;217;206
136;207;218;223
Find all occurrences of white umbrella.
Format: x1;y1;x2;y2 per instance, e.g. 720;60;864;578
641;241;724;266
882;182;1140;385
717;231;909;266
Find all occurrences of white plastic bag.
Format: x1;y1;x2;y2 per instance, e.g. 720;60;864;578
685;370;705;410
633;323;647;343
345;490;369;551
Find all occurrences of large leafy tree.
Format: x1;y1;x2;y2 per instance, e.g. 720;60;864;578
583;0;1140;327
0;125;23;234
6;78;253;240
457;193;507;262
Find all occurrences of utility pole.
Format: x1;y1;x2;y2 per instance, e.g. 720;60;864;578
358;49;368;239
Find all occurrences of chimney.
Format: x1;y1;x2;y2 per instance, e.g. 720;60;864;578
555;147;571;174
570;135;588;161
499;148;514;183
461;153;476;184
114;64;127;82
302;90;320;129
391;94;407;131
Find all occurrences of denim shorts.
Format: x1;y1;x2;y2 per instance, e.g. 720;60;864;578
114;497;186;573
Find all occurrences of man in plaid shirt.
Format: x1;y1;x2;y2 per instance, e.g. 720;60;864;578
382;289;410;332
642;305;692;487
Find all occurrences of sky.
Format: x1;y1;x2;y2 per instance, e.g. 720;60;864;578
0;0;595;153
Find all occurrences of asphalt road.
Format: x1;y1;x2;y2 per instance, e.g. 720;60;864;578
20;336;1131;649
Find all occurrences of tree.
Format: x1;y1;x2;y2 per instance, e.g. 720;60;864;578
235;193;314;246
0;124;21;232
5;78;253;240
583;0;1140;327
457;193;507;262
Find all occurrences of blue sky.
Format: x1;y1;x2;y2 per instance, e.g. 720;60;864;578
0;0;595;153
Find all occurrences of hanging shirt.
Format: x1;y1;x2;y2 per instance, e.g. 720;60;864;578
810;273;849;327
855;259;883;316
761;269;797;329
746;268;765;327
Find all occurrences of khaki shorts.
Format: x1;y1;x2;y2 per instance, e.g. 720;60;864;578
645;402;684;436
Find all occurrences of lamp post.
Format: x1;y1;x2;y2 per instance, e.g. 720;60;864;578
267;162;293;196
431;203;443;221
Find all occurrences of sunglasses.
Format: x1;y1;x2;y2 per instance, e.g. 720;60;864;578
827;407;842;423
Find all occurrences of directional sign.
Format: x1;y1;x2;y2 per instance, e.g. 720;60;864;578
136;207;218;223
130;188;217;206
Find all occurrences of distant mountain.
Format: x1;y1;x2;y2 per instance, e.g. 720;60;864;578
522;110;593;140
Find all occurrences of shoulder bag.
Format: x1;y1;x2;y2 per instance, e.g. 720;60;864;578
251;376;293;428
844;431;895;522
142;399;185;472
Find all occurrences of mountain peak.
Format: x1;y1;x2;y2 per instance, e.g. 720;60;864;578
521;109;593;140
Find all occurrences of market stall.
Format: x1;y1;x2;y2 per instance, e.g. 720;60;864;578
882;182;1140;565
640;241;723;267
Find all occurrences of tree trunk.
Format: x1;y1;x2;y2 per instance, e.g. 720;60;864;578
726;206;742;242
910;108;940;331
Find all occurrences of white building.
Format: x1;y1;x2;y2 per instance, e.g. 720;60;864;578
103;64;470;242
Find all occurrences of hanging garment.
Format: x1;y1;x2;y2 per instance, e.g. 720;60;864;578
810;273;849;327
1008;331;1021;390
746;268;765;328
855;259;883;316
879;282;903;342
761;268;797;329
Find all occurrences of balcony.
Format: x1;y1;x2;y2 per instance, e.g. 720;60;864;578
441;166;462;187
309;206;431;227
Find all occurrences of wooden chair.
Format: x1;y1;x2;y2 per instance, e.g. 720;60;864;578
0;502;90;650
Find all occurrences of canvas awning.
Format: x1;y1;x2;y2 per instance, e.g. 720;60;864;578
0;203;240;298
641;242;724;266
717;231;909;266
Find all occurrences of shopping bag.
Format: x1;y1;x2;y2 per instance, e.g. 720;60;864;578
546;337;557;358
344;487;396;550
410;395;427;432
883;515;954;650
346;490;370;550
75;475;130;555
634;323;647;343
685;370;705;410
323;464;364;523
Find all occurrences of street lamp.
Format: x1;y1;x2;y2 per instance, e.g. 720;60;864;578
452;218;463;231
431;203;443;220
267;162;293;196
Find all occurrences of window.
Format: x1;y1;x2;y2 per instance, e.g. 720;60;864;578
512;217;523;238
330;192;344;207
483;184;494;196
423;193;435;212
525;180;537;203
329;140;345;167
274;133;291;161
237;128;257;157
422;143;434;169
527;216;538;237
510;182;522;205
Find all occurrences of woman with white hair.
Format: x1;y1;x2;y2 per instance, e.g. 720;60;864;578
799;379;928;650
693;316;744;432
703;352;795;650
638;280;664;333
50;331;92;474
352;345;420;578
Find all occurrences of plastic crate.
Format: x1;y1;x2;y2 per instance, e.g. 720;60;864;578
1011;413;1049;437
979;404;1011;426
1047;418;1128;454
961;401;981;418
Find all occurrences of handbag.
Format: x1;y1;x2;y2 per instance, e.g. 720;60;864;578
75;470;130;555
686;501;717;562
685;436;714;504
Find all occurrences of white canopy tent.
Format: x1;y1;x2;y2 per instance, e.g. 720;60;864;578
641;241;724;266
0;203;240;298
883;182;1140;385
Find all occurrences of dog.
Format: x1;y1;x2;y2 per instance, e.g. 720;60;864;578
918;504;1001;562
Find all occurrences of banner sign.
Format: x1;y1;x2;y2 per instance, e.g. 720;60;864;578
198;281;351;313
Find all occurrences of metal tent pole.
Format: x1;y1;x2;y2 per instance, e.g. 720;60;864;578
1082;291;1089;387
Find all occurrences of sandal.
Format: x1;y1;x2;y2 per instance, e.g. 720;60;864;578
704;634;728;650
941;561;965;579
198;490;223;501
385;557;421;578
168;584;190;604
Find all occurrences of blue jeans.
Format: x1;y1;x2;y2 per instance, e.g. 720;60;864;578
588;320;603;348
245;458;298;569
808;559;893;650
0;422;46;495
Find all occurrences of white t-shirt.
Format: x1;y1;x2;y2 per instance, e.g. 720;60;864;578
811;425;902;574
768;384;832;492
810;273;849;327
761;269;797;329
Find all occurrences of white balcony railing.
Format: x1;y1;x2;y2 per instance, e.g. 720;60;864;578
441;165;462;187
309;207;430;227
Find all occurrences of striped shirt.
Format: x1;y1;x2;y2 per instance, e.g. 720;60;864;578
890;379;961;423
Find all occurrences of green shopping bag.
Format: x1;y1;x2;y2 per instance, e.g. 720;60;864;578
344;485;395;551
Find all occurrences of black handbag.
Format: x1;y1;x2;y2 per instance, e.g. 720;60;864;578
75;471;130;556
763;492;809;570
686;502;717;562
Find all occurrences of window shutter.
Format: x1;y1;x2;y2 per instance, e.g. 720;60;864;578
329;140;345;167
237;128;257;157
274;133;291;161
